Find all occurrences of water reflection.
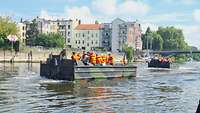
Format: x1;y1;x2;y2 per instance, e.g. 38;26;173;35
0;62;200;113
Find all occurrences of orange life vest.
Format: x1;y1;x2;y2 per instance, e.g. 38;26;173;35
90;53;96;64
96;55;103;64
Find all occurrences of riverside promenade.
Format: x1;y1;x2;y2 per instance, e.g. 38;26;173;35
0;48;130;63
0;49;64;63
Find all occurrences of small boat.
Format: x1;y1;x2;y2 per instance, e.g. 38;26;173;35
40;55;137;81
148;58;170;68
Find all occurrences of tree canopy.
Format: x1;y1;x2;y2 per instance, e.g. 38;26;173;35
142;26;189;51
122;44;134;63
35;33;65;48
0;17;19;48
26;19;39;46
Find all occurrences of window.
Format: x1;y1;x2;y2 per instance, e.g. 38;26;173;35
22;32;25;37
68;32;70;36
68;25;71;29
83;34;85;37
96;41;98;44
91;41;93;45
91;34;94;38
87;43;89;47
78;40;80;44
82;40;84;44
88;31;90;34
76;40;77;44
96;33;98;37
22;26;25;30
76;33;78;37
68;38;70;43
79;33;80;37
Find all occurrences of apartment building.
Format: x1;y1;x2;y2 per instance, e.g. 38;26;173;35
73;24;102;51
58;19;80;48
17;22;26;45
111;18;142;53
101;23;112;51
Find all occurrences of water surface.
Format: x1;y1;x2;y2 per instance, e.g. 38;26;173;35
0;62;200;113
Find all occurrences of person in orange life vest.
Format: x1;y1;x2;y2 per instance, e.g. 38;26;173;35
81;51;89;65
96;54;103;65
71;52;77;65
107;54;114;65
89;52;96;65
76;53;81;61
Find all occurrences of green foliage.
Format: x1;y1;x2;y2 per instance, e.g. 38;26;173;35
0;17;19;48
26;19;39;46
35;33;65;48
123;44;134;63
142;28;163;50
157;26;189;50
142;26;189;51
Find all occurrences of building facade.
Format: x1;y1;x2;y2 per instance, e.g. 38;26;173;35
111;18;142;53
36;17;58;34
58;19;80;48
73;24;102;51
17;22;26;45
101;23;112;51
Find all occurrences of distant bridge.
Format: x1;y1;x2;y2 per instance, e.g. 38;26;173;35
149;50;200;55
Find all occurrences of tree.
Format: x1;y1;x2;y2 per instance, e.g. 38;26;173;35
0;17;18;48
157;26;189;50
26;19;39;46
35;33;65;48
142;27;163;51
123;44;134;63
151;32;163;50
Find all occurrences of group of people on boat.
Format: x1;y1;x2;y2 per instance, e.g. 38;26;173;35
70;51;126;66
150;54;175;63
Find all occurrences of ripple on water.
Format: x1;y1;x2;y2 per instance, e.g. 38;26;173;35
0;63;200;113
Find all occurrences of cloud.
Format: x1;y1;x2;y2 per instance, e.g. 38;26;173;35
145;12;190;23
141;22;158;33
176;25;200;48
92;0;150;17
164;0;195;5
193;9;200;22
118;0;150;16
64;6;96;23
92;0;117;15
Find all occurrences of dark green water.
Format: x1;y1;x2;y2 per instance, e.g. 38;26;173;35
0;62;200;113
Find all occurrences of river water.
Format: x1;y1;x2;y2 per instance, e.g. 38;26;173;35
0;62;200;113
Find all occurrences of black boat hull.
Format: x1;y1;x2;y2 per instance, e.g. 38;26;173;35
148;59;170;68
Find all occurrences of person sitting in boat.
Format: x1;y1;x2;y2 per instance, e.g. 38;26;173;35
81;51;89;65
96;54;103;66
76;53;81;61
89;52;96;65
107;53;114;65
71;52;77;65
59;49;67;60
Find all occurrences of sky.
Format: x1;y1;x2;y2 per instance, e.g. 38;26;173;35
0;0;200;48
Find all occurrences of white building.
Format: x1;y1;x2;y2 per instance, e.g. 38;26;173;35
36;17;58;34
111;18;142;53
17;22;26;45
58;19;80;48
73;24;102;51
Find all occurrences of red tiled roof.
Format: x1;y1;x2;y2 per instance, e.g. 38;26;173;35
75;24;102;30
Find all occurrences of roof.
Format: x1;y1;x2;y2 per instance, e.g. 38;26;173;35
75;24;102;30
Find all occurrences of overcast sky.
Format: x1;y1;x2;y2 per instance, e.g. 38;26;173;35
0;0;200;48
